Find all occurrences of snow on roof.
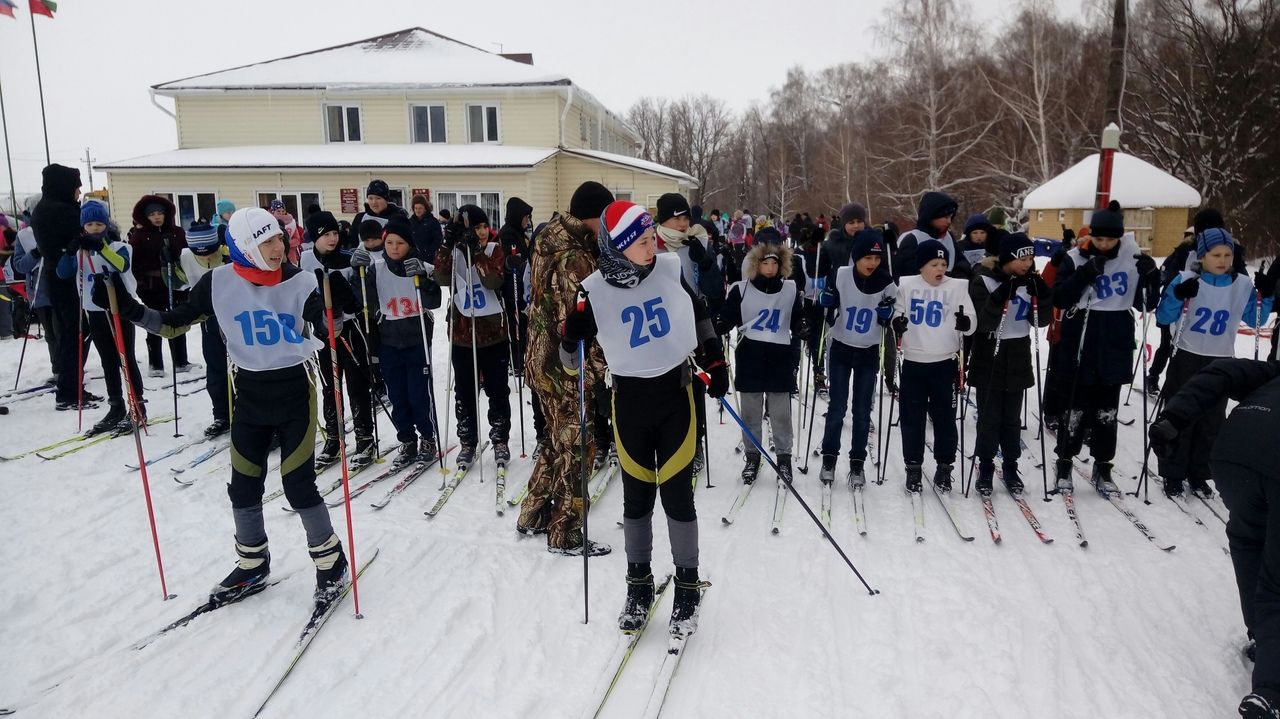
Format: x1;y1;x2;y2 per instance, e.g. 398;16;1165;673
1023;152;1201;210
562;148;698;186
99;144;558;171
153;28;570;93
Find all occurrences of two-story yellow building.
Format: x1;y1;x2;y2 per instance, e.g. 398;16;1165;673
100;27;696;229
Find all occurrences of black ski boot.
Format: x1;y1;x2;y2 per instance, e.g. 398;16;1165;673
905;463;923;493
1093;461;1119;496
532;439;547;461
670;566;707;637
209;539;270;606
848;459;866;489
547;534;612;557
933;463;954;493
394;440;418;467
87;401;127;437
1002;462;1025;494
741;452;761;485
203;417;230;440
456;444;477;469
493;441;511;466
316;438;340;467
691;446;706;477
1163;476;1185;498
619;563;655;632
975;460;995;496
819;455;837;485
417;436;439;464
1190;477;1215;499
350;435;376;470
776;454;793;485
1240;694;1280;719
1055;460;1074;493
1145;374;1161;397
309;534;348;610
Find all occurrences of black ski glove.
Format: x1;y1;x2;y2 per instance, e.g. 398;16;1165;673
1025;271;1050;299
1173;277;1200;301
702;361;730;399
1148;418;1180;459
561;299;598;350
90;274;144;322
418;278;443;310
954;310;971;333
1077;254;1107;283
891;314;908;338
505;254;527;272
1136;253;1158;282
1255;261;1279;298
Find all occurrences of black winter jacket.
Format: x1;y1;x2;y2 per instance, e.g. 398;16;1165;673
1160;359;1280;477
715;245;807;394
31;164;82;305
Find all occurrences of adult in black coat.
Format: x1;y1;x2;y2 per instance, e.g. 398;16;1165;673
893;191;972;280
347;179;408;249
817;202;868;289
497;196;533;370
31;163;89;408
1151;358;1280;718
408;194;443;262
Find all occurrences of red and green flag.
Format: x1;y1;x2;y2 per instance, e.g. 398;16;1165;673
29;0;55;17
0;0;17;19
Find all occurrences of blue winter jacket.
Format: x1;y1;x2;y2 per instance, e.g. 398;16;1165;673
1157;270;1271;330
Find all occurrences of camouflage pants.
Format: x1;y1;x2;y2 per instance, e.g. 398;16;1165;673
518;369;597;549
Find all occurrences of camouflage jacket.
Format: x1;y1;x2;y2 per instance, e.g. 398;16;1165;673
525;212;606;394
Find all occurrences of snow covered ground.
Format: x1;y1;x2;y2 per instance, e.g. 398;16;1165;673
0;305;1264;719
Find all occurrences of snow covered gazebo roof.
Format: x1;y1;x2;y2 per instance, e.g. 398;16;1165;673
152;28;570;93
1023;152;1201;210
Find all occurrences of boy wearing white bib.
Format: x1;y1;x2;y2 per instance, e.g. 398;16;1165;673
1154;227;1275;498
97;207;357;613
561;201;729;637
715;242;808;486
176;221;233;439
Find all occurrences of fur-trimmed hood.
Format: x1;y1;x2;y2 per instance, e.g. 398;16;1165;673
744;242;794;281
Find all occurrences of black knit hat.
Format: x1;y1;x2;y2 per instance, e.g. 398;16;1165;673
998;232;1035;266
754;226;783;246
656;193;691;224
569;181;615;221
366;180;391;201
1090;201;1125;239
305;211;340;239
457;204;490;228
1192;208;1225;235
383;215;413;244
839;202;868;226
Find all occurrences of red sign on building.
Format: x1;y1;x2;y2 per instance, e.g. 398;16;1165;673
411;189;432;203
340;188;360;214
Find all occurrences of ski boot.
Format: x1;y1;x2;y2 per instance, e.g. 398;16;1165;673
1002;462;1025;494
349;435;376;470
933;463;954;493
975;460;995;496
315;438;340;468
741;452;761;485
1240;694;1280;719
905;463;923;493
309;534;348;610
776;454;793;485
455;444;477;470
83;390;104;404
148;365;165;379
819;455;837;485
532;439;547;462
1145;374;1161;397
203;417;230;440
417;436;439;464
848;459;866;489
1055;460;1074;493
1163;476;1185;498
670;566;708;637
691;446;705;477
1246;638;1257;663
394;440;419;468
592;449;607;473
493;441;511;467
619;563;655;632
548;523;612;557
1190;477;1215;499
209;539;270;606
1093;462;1120;497
87;401;127;437
175;361;202;374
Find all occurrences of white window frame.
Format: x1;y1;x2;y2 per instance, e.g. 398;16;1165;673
409;103;448;144
324;103;363;143
435;190;504;229
614;190;634;202
153;190;219;228
465;103;501;144
255;190;324;221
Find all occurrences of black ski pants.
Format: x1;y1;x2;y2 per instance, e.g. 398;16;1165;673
227;367;321;511
1054;383;1121;464
1157;350;1223;482
451;341;511;447
87;310;143;408
615;381;697;523
317;321;374;441
1215;460;1280;705
974;385;1023;465
899;358;958;466
201;323;230;424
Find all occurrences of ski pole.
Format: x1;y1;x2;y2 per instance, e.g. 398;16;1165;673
510;265;528;458
1132;308;1154;503
577;327;590;624
102;273;174;601
358;266;371;335
796;320;827;474
322;272;364;618
412;275;447;476
956;307;969;497
77;250;87;430
713;382;879;596
1031;296;1049;502
440;306;454;485
498;290;527;458
464;243;485;485
12;261;42;390
878;329;904;485
966;300;1008;496
165;251;180;437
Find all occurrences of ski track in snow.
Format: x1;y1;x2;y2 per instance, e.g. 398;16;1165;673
0;304;1260;718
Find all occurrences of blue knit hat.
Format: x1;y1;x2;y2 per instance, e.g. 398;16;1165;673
187;221;220;255
80;200;110;226
1196;227;1234;259
916;239;949;272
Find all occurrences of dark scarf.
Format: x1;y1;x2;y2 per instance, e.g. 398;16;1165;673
597;234;653;289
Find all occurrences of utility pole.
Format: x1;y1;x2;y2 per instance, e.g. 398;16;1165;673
83;147;96;191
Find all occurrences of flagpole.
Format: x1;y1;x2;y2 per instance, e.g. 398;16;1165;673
0;72;17;215
28;6;50;166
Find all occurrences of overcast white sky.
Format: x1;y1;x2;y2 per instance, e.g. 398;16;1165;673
0;0;1085;195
